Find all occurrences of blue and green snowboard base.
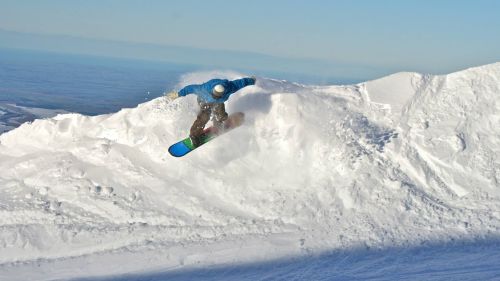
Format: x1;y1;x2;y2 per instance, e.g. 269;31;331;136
168;112;245;157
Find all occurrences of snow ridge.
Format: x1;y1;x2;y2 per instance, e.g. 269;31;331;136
0;63;499;280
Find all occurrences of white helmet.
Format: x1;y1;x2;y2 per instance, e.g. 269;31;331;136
212;84;225;98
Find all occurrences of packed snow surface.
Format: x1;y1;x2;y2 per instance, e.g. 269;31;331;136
0;63;499;280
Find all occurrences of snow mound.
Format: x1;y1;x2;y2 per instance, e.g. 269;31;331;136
362;71;424;119
0;63;499;279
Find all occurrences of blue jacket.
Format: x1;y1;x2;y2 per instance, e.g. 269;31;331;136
178;77;255;103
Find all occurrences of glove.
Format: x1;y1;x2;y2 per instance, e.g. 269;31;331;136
250;75;257;83
166;91;179;100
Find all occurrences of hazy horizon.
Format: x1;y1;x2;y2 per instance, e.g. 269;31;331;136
1;0;499;82
0;29;382;83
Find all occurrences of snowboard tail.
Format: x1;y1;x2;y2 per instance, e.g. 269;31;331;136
168;112;245;157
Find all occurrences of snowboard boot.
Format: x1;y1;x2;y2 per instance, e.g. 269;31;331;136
213;121;225;133
190;134;203;148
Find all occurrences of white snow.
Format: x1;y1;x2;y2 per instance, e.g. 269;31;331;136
0;63;499;280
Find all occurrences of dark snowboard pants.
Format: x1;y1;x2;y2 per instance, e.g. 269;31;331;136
190;100;228;139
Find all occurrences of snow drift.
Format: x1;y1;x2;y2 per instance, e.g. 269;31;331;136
0;63;499;280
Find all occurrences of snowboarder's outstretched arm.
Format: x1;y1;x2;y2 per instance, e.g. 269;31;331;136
166;84;201;100
228;77;256;93
178;84;203;97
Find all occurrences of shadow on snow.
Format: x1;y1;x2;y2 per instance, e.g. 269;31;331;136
72;238;500;281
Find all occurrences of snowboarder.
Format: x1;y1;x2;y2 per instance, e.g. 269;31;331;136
166;77;256;147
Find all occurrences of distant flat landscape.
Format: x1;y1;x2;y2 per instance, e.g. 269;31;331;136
0;103;67;133
0;48;192;132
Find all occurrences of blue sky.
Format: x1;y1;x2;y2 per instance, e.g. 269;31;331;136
1;0;499;80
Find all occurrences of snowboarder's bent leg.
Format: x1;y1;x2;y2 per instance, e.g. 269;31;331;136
190;102;212;147
212;103;228;130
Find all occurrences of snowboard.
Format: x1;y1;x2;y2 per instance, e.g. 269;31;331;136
168;112;245;157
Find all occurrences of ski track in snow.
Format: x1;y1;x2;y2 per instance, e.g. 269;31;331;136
0;64;499;280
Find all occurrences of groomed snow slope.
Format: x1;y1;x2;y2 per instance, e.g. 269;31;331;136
0;64;499;280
